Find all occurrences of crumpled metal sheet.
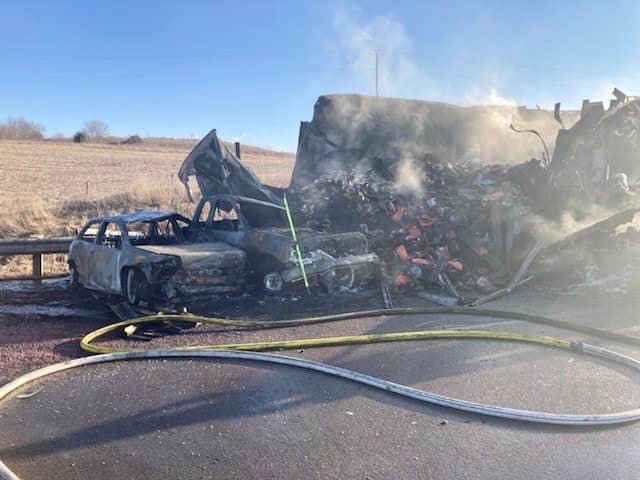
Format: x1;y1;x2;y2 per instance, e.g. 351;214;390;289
178;128;282;205
551;94;640;187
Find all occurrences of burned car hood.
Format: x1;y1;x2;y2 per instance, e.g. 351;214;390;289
179;129;282;205
138;242;245;270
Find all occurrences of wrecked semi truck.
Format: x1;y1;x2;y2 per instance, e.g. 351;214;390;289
287;92;640;297
546;89;640;215
179;129;381;293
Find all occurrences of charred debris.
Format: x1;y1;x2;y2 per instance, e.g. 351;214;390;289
172;90;640;307
284;91;640;303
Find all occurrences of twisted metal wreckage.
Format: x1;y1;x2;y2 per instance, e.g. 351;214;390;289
177;90;640;306
71;90;640;311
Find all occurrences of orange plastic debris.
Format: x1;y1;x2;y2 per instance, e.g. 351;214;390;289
391;205;406;222
395;244;410;262
411;257;430;265
448;259;464;272
395;273;413;288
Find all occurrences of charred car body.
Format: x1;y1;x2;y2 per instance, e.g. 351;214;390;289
190;194;380;292
178;129;381;293
68;211;246;305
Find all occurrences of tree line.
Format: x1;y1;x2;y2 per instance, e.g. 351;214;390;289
0;117;110;141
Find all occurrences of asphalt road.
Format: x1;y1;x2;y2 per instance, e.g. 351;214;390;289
3;281;640;478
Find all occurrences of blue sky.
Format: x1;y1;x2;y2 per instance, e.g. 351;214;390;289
1;0;639;151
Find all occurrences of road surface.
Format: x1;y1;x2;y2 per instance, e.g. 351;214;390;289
2;279;640;478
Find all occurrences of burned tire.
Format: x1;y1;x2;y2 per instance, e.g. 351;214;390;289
123;268;147;306
319;266;355;292
263;272;284;293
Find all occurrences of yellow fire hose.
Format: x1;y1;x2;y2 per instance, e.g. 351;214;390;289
5;307;640;479
2;306;640;427
80;318;570;354
79;306;640;354
70;307;640;425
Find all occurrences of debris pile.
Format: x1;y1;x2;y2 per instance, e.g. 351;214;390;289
175;91;640;302
288;90;640;300
289;155;536;299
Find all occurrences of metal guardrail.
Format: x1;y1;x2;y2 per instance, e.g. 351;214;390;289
0;237;73;279
0;237;73;255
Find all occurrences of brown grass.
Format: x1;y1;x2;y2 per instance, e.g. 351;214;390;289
0;138;295;278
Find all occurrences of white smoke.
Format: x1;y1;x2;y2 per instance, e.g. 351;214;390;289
464;87;517;107
231;133;250;143
327;4;583;170
333;6;526;107
394;156;425;195
333;7;434;98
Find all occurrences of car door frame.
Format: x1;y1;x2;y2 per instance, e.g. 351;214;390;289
90;220;127;294
72;219;103;286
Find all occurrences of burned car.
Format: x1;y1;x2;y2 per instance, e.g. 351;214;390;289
190;194;380;292
178;128;380;293
68;211;246;305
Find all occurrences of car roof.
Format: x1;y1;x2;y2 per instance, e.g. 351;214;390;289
89;211;187;224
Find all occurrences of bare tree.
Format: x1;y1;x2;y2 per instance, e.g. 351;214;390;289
0;117;45;139
83;119;109;140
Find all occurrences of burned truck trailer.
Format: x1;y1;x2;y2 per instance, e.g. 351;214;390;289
287;93;640;297
286;95;578;296
291;94;579;187
547;90;640;214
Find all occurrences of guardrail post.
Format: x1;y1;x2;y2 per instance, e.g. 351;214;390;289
32;253;43;281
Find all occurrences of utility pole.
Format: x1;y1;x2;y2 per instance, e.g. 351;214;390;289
375;49;379;96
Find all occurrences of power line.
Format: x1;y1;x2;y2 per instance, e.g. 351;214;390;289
375;49;379;97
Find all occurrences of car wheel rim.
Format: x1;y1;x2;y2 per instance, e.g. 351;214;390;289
263;272;284;292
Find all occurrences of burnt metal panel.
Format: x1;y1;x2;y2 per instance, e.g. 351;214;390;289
178;129;283;205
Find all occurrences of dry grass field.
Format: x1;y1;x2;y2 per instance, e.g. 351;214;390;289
0;137;295;278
